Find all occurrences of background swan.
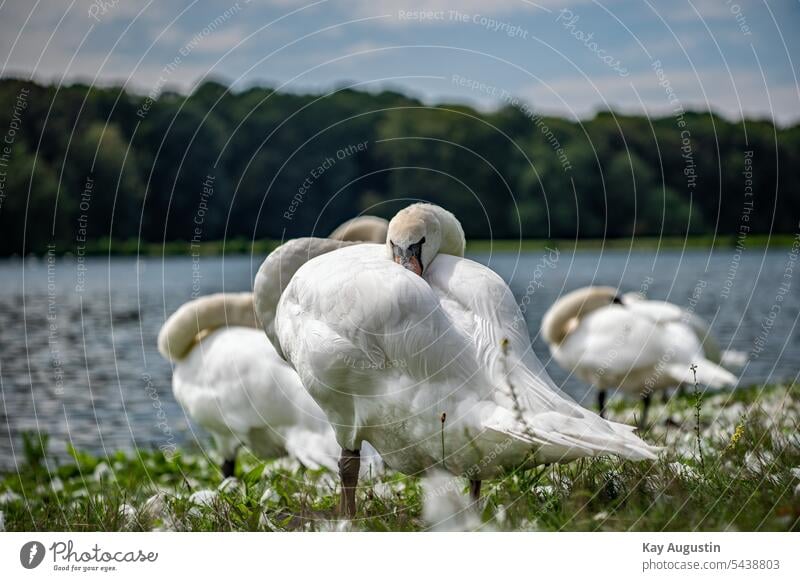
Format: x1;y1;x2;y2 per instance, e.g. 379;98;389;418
266;203;659;516
541;286;743;426
157;216;387;476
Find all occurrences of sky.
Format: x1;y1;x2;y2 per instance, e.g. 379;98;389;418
1;0;798;125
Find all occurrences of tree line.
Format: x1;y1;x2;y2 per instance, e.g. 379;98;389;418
0;77;797;255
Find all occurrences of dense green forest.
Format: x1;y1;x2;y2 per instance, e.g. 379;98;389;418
0;77;797;256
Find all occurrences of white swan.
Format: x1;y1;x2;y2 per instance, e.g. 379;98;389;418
263;203;658;516
541;286;742;425
157;216;388;476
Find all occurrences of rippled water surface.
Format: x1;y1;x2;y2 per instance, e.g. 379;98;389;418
1;248;797;469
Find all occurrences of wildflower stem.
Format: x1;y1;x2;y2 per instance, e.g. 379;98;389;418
440;412;447;470
689;364;705;474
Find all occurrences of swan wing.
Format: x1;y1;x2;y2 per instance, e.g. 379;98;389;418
425;256;659;461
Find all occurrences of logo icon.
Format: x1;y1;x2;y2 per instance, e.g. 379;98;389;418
20;541;46;569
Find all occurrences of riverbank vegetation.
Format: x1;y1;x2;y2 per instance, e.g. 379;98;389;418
2;383;797;532
1;78;798;257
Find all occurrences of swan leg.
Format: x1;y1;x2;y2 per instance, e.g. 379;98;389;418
469;479;482;501
338;448;361;518
597;389;607;418
221;457;236;478
639;393;652;429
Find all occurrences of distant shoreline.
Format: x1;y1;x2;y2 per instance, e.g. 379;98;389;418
2;234;796;258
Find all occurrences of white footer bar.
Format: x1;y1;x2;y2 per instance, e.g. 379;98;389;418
1;532;797;580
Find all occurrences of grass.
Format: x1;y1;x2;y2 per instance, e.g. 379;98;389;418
1;383;798;532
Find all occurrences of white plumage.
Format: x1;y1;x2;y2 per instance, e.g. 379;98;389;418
267;204;658;505
541;286;742;422
169;321;343;471
158;217;388;475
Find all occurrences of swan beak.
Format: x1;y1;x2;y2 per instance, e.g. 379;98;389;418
394;254;423;276
392;244;423;276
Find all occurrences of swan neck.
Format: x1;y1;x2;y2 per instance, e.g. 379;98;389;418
427;205;465;257
254;237;355;353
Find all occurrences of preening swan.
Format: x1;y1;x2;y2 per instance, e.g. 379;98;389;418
541;286;742;426
267;203;658;517
158;216;388;476
328;215;390;243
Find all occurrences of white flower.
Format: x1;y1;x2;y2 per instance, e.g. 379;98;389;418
271;457;301;472
93;462;114;481
188;489;217;507
669;462;698;479
593;511;609;522
495;504;507;525
371;482;395;501
140;492;169;521
790;467;800;480
0;490;21;504
421;470;481;532
217;477;244;496
118;503;137;528
259;487;280;505
49;477;64;493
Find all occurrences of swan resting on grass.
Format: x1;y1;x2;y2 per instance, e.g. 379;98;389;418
541;286;743;426
260;203;659;517
157;216;388;477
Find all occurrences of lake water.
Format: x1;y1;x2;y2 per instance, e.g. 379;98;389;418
1;247;798;470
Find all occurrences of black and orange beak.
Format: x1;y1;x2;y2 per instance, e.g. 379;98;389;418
392;241;424;276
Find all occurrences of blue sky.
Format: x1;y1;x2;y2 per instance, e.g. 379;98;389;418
1;0;798;124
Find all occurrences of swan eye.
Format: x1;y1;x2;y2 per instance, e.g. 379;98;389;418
419;237;426;245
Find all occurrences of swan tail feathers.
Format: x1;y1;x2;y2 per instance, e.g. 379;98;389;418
487;413;660;464
157;292;259;362
667;360;737;389
720;349;748;371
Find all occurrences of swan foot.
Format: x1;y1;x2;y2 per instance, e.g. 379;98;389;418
597;389;607;418
221;457;236;478
469;479;482;501
338;448;361;518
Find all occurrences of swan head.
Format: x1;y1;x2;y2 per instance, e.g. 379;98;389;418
386;203;465;276
541;286;625;345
